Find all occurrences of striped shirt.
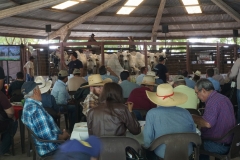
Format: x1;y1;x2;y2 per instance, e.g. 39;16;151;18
22;98;61;156
201;91;236;144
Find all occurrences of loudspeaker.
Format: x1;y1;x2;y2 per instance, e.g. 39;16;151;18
162;24;169;33
45;24;51;32
233;29;238;37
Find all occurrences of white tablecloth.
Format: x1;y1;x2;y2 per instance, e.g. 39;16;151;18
70;121;145;144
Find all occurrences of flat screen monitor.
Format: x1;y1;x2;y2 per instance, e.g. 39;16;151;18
0;45;21;61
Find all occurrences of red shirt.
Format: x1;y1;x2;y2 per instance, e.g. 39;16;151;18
0;91;12;132
127;87;156;111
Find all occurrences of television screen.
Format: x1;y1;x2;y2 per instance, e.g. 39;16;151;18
0;45;21;61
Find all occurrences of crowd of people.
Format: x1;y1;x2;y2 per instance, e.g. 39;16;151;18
0;52;239;160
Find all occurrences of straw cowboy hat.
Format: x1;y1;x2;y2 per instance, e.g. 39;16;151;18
34;76;52;94
146;71;159;79
81;74;112;88
141;75;156;86
193;70;201;77
146;84;187;107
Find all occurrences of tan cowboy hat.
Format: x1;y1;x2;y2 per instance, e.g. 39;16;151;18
146;84;187;107
81;74;112;88
34;76;52;94
146;71;159;79
193;70;201;77
141;75;156;86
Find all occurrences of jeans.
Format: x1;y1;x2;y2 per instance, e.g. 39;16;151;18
26;74;34;82
200;140;229;160
0;120;18;155
60;105;76;132
237;89;240;124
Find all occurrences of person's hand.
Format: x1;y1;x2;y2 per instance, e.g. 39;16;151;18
62;129;70;140
125;102;133;112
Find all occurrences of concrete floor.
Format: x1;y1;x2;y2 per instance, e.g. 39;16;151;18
1;117;240;160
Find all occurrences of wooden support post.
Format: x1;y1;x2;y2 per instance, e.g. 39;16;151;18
101;42;104;66
186;42;191;73
144;42;148;68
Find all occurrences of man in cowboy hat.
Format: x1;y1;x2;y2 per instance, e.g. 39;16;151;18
127;75;157;113
21;81;70;157
68;69;86;91
192;79;235;160
81;74;112;116
51;70;76;132
35;76;60;123
143;83;196;159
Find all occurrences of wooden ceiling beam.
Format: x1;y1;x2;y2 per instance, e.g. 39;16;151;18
151;0;166;41
48;0;121;40
211;0;240;22
0;0;67;20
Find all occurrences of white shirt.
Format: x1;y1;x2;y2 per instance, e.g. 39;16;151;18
24;61;34;75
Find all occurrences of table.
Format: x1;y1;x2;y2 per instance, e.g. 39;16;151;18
13;105;25;154
70;121;145;144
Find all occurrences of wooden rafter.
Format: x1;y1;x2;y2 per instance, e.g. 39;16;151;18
0;0;66;20
211;0;240;22
48;0;121;40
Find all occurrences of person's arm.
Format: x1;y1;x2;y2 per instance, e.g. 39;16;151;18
5;107;14;119
58;129;70;140
0;79;3;91
192;115;211;128
106;67;118;78
51;95;60;113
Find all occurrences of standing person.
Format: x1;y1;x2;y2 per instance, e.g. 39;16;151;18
154;56;169;83
0;66;6;95
65;52;83;76
192;79;235;160
23;56;35;81
229;58;240;123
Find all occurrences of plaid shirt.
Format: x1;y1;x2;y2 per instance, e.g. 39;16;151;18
21;98;61;156
81;92;99;116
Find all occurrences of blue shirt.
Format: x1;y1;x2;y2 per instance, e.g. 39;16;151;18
21;98;61;156
136;74;145;85
143;107;196;158
120;80;139;98
101;74;119;83
184;77;195;89
51;80;70;105
41;93;59;112
207;77;221;91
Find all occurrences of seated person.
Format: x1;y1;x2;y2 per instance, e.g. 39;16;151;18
136;67;147;85
84;69;93;82
51;70;76;132
54;136;101;160
128;75;156;111
173;75;199;109
192;79;236;160
0;91;18;156
21;82;70;157
146;71;163;85
119;71;139;99
81;74;112;116
99;65;119;83
206;68;221;92
8;71;24;101
192;70;201;83
180;70;195;89
144;84;196;159
35;76;59;123
67;69;86;91
87;82;141;137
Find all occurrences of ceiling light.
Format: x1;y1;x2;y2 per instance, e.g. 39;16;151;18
117;7;135;15
185;6;202;14
125;0;144;6
52;1;79;10
182;0;199;5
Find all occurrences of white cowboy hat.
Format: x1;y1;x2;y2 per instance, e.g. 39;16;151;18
146;84;187;107
146;71;159;79
34;76;52;94
141;75;156;86
81;74;112;88
193;70;201;77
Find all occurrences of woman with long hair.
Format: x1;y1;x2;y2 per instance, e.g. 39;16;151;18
87;82;140;137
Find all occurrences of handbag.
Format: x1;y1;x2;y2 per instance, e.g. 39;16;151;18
126;146;146;160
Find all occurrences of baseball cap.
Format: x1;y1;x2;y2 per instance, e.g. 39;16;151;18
73;69;81;75
159;56;166;61
29;56;35;60
173;75;185;82
21;81;42;95
58;70;68;77
54;136;101;160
